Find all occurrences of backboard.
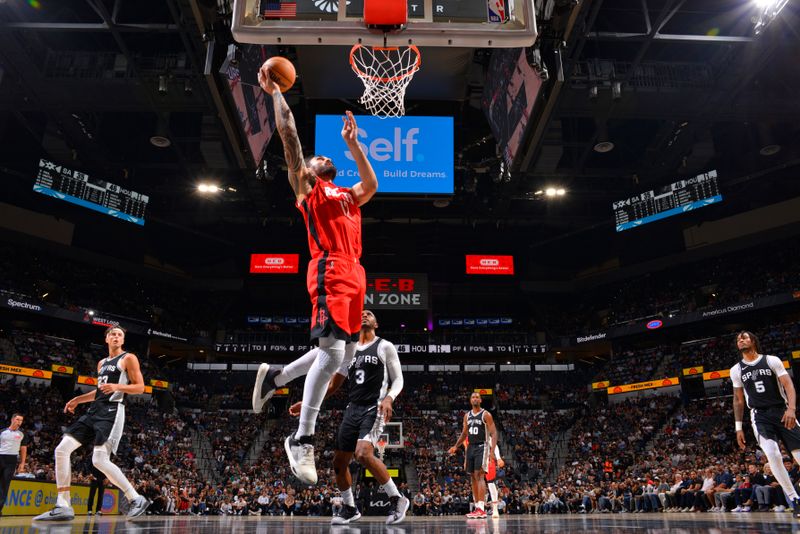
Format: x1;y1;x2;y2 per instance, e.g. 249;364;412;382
381;421;404;449
232;0;537;48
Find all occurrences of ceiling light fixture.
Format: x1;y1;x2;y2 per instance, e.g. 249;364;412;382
753;0;788;34
198;183;221;194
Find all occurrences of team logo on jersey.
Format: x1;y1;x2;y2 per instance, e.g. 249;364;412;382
317;307;328;327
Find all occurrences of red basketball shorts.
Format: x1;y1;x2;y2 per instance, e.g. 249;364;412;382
486;458;497;482
307;253;366;342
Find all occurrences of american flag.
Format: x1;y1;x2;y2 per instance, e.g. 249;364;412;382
261;0;296;18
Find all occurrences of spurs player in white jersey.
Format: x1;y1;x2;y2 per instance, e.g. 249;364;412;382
731;330;800;519
33;327;150;521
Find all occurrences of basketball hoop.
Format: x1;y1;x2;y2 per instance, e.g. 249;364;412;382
350;44;421;118
376;438;388;460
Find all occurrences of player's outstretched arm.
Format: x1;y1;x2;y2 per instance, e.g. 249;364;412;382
258;66;314;201
343;111;378;206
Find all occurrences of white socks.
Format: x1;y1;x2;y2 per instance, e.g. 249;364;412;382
92;446;140;502
381;479;401;498
760;437;799;500
297;336;345;437
297;403;321;438
54;435;81;508
342;487;355;507
488;482;499;504
476;501;485;511
275;348;319;388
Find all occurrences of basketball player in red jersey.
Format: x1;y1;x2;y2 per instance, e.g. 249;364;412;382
251;64;378;485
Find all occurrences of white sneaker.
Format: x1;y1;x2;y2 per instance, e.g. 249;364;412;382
386;495;410;524
774;505;786;512
252;363;277;413
127;495;151;519
32;506;75;522
284;434;317;484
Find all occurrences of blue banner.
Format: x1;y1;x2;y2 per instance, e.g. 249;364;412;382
314;115;453;194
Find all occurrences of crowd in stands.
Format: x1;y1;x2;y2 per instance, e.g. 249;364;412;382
0;329;161;378
592;319;800;388
0;243;222;335
593;346;669;386
537;398;800;515
601;238;799;328
10;367;800;517
0;330;93;375
526;236;800;339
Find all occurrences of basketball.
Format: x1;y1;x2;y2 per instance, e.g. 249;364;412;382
264;56;296;93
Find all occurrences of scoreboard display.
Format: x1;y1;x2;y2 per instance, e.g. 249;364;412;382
613;170;722;232
33;159;149;225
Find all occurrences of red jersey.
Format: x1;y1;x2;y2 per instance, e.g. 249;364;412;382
297;180;362;260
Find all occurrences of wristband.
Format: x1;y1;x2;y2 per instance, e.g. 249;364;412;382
735;421;743;432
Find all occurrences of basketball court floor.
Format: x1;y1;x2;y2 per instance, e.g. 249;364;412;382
5;513;800;534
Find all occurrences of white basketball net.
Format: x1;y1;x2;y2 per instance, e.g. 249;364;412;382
350;45;421;118
377;439;387;460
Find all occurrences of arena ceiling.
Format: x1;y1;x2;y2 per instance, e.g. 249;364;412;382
1;0;799;275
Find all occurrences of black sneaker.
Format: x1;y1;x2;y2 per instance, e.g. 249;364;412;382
792;498;800;519
331;505;362;525
252;363;280;413
386;495;410;525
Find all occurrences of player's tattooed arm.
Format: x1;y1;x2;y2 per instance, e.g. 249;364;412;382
270;88;314;200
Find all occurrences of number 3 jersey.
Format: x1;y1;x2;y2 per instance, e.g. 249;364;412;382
344;337;402;405
730;354;788;410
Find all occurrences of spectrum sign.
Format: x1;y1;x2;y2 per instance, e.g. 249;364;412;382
314;115;454;194
249;254;300;274
466;255;514;275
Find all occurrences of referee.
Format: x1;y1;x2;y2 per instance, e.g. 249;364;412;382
0;413;29;516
